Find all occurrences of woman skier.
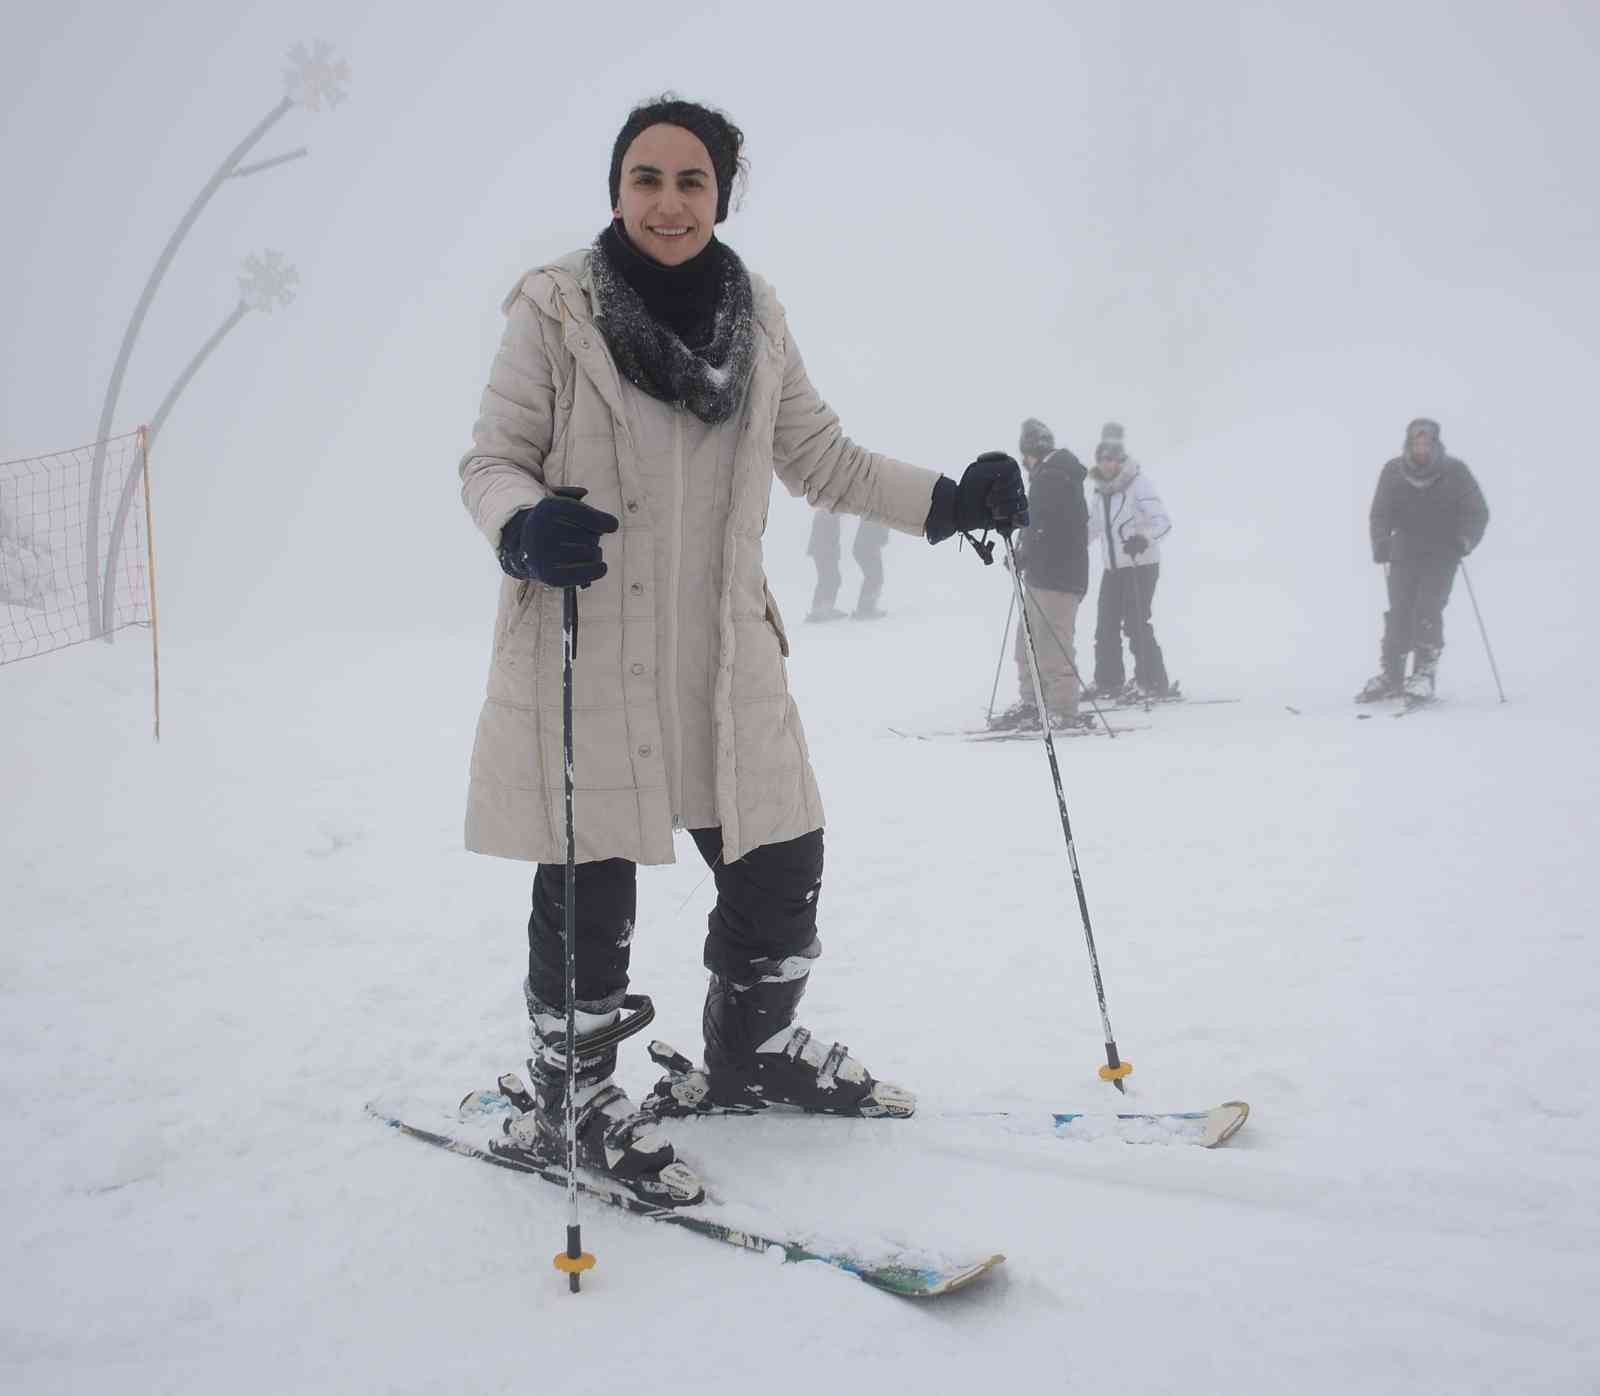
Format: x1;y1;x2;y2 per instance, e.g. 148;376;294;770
457;97;1026;1206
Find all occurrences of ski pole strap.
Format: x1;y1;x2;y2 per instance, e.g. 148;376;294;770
571;993;655;1053
552;484;589;658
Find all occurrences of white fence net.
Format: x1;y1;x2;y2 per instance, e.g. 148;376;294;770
1;430;153;666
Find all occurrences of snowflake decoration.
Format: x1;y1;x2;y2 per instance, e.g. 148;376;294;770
284;40;350;112
238;251;300;312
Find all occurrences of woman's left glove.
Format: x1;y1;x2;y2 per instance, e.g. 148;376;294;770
925;452;1029;544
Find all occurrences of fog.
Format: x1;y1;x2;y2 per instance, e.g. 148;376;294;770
3;0;1596;694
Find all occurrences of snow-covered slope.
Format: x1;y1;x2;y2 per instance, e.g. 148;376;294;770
3;564;1595;1392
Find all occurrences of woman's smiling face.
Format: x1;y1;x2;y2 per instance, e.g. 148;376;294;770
612;123;719;266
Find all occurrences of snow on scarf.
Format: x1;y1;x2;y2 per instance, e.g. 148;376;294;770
590;232;756;425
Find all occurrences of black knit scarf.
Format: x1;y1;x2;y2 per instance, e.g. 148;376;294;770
590;222;755;425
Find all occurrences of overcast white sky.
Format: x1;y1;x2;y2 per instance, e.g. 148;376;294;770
2;0;1596;672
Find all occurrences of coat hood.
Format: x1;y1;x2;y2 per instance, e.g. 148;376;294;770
1031;446;1086;485
1091;456;1141;495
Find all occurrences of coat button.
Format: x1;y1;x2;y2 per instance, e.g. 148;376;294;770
638;744;652;757
629;581;644;595
630;662;645;675
626;500;639;513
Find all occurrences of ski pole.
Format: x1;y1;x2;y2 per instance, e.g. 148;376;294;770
1003;533;1131;1092
986;585;1017;723
1459;561;1507;703
551;491;596;1293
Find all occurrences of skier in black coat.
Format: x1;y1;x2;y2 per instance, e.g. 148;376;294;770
991;418;1090;730
1358;417;1489;702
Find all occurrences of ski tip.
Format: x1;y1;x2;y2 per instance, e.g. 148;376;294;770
867;1252;1006;1298
1203;1101;1251;1148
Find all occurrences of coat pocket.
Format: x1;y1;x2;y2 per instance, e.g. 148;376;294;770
762;580;791;658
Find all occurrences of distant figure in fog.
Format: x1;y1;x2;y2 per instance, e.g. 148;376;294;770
1357;417;1489;704
806;512;889;622
990;417;1090;731
1087;423;1173;700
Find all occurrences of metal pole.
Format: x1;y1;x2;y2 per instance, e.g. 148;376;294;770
84;97;297;636
1004;534;1130;1092
138;427;162;742
1459;561;1507;703
986;586;1017;723
100;301;251;635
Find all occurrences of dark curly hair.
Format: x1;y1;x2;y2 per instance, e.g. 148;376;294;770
608;95;747;223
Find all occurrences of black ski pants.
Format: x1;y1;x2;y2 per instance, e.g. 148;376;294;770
1093;563;1169;693
526;827;825;1015
1382;555;1458;671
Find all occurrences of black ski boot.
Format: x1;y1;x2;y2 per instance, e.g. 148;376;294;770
988;699;1038;732
500;992;703;1207
1356;650;1406;703
645;961;914;1119
1403;647;1440;705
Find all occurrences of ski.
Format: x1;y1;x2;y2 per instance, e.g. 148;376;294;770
1394;695;1439;717
367;1101;1004;1298
886;723;1148;743
458;1091;1250;1148
1049;1101;1249;1148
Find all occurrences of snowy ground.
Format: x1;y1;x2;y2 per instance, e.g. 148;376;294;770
4;556;1598;1394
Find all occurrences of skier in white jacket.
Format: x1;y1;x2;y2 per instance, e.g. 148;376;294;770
1086;425;1173;698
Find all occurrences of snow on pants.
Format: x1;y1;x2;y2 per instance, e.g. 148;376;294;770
1093;562;1169;692
1015;585;1083;715
808;512;888;613
526;826;825;1016
1382;554;1458;667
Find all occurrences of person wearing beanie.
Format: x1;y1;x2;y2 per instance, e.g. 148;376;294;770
1086;431;1174;700
805;513;891;622
457;95;1028;1207
1357;418;1489;703
990;418;1090;730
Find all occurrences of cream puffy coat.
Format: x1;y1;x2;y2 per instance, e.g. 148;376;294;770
459;249;941;866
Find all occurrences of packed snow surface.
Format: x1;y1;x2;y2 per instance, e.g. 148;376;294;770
3;566;1596;1394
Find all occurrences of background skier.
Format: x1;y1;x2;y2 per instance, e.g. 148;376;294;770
458;96;1028;1208
805;513;890;621
1358;417;1489;702
992;417;1090;730
1087;423;1173;700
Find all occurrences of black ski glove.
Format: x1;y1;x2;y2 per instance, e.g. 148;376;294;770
1123;534;1150;558
497;491;620;587
925;452;1028;544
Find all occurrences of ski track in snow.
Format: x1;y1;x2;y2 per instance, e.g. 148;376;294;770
3;598;1597;1395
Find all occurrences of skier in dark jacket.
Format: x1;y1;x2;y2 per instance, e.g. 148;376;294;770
991;417;1090;730
1357;417;1489;702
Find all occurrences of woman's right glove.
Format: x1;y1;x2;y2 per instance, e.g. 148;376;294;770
925;452;1029;544
497;492;619;587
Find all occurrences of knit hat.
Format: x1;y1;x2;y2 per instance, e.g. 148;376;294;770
1403;417;1445;478
609;97;745;224
1019;417;1055;457
1100;421;1125;446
